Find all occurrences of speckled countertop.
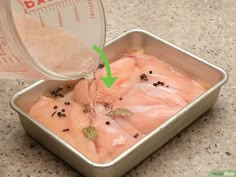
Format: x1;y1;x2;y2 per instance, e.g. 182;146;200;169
0;0;235;177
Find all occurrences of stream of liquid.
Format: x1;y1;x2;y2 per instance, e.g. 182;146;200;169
85;72;97;122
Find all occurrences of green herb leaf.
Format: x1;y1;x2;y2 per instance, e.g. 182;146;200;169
106;108;133;118
82;126;97;141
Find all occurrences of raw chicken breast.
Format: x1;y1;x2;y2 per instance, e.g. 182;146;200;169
113;84;186;134
93;104;142;163
29;96;99;162
114;83;187;107
74;57;140;104
122;105;183;134
132;51;209;102
73;78;97;104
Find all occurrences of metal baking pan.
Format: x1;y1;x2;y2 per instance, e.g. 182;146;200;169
10;29;228;177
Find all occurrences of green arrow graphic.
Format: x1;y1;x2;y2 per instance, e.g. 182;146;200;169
93;45;118;88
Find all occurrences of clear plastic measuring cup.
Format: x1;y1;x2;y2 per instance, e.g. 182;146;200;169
0;0;106;79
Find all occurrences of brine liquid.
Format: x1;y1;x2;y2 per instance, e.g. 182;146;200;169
85;72;97;122
13;14;98;79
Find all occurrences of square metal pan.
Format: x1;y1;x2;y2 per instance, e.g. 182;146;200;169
10;29;228;177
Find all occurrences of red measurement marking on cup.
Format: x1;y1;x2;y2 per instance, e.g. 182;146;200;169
28;0;85;16
29;0;69;15
27;0;86;27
